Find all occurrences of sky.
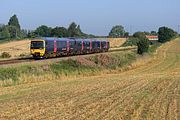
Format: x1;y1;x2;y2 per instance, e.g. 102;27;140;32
0;0;180;35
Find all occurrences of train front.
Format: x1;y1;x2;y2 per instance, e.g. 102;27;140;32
30;39;45;58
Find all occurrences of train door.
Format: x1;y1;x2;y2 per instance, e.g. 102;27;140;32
54;40;57;53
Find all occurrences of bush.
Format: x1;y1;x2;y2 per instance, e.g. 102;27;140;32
158;27;177;43
137;37;149;54
133;32;146;38
122;37;139;46
1;52;11;58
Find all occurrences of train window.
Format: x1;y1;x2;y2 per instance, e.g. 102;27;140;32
84;41;90;47
92;41;96;48
76;41;82;48
70;41;75;48
31;41;44;49
49;42;54;49
57;41;67;48
62;41;67;48
102;41;106;48
97;41;100;48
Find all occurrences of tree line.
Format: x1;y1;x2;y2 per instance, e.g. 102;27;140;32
0;15;27;40
0;14;132;40
0;14;178;55
0;14;166;40
0;15;98;40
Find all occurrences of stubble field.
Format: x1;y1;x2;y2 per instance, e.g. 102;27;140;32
0;38;179;119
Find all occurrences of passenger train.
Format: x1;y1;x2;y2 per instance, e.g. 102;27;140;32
30;38;110;58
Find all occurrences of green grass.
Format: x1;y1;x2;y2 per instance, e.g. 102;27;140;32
50;59;98;76
0;68;19;81
148;43;162;54
0;51;137;86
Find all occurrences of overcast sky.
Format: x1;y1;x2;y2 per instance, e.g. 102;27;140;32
0;0;180;35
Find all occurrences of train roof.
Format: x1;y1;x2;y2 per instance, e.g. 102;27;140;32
33;37;109;42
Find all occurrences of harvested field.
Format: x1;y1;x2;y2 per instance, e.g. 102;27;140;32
0;38;179;120
0;40;30;58
108;38;127;47
98;38;127;48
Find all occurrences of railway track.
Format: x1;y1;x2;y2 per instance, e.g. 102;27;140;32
0;58;34;66
0;47;136;66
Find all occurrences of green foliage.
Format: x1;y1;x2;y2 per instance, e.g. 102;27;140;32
0;52;136;86
133;32;146;38
91;53;135;69
0;68;19;81
50;59;93;76
143;31;151;35
21;29;28;38
34;25;52;37
109;25;125;38
130;32;150;54
122;37;139;47
27;30;36;38
7;25;21;38
124;32;129;38
8;14;21;30
0;25;10;39
0;15;29;40
148;43;161;54
51;27;68;37
150;31;158;35
68;22;82;37
1;17;97;40
158;27;177;43
0;52;11;58
137;36;149;55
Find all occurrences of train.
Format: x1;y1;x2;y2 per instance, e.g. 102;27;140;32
30;37;110;58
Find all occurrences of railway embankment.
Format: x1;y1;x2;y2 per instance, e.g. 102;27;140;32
0;40;163;87
0;51;136;87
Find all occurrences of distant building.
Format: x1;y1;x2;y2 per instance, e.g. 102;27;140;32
146;35;158;44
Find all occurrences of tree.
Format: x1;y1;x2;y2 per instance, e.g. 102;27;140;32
0;25;10;39
144;31;151;35
158;27;177;43
133;32;149;54
137;37;149;54
109;25;125;38
76;25;83;37
124;32;129;38
8;14;21;30
68;22;81;37
27;30;36;38
150;31;157;35
51;27;68;37
7;25;20;38
34;25;52;37
133;32;146;38
122;37;139;47
21;29;28;38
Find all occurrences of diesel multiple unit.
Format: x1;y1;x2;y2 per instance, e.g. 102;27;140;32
30;38;110;58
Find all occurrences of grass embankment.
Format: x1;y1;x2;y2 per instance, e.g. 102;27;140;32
0;41;161;87
0;51;136;87
148;43;162;54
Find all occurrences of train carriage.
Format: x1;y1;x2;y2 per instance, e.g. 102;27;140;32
30;37;109;59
